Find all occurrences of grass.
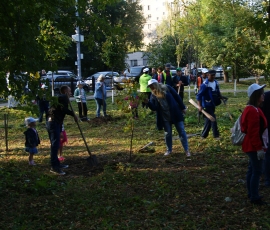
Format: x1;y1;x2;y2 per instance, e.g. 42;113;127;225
0;83;270;229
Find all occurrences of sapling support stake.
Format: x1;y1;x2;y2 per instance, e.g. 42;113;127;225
129;119;134;162
4;114;8;151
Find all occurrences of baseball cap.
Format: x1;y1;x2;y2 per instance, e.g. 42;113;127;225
247;83;266;97
176;67;181;72
25;117;38;126
208;70;216;75
165;63;171;68
147;79;158;87
202;68;208;73
143;68;149;73
77;81;84;86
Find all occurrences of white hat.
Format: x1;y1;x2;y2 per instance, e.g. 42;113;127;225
25;117;38;126
143;68;149;73
247;83;266;97
77;81;84;86
41;84;47;89
147;79;158;87
202;68;208;73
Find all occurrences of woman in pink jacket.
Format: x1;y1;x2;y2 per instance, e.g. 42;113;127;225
241;83;268;205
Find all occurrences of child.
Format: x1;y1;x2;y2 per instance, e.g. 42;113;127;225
74;81;89;121
24;117;40;165
58;124;68;161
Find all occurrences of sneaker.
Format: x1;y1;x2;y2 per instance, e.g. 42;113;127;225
251;199;267;205
186;152;191;157
215;137;220;140
29;161;36;166
50;168;66;175
60;164;69;169
164;151;172;156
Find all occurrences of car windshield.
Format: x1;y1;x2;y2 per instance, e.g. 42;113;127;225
130;67;142;75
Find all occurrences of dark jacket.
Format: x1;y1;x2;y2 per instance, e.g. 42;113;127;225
196;79;221;108
262;91;270;131
162;70;173;86
24;128;40;148
172;75;188;93
47;94;74;124
148;85;186;130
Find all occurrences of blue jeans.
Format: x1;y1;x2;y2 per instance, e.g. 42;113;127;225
95;98;107;117
263;147;270;186
46;121;61;169
38;101;49;122
246;151;263;201
163;121;188;152
201;107;219;138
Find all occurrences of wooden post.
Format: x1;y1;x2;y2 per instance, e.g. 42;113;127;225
4;114;8;151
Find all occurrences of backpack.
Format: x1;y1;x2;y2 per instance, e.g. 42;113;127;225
230;106;259;146
230;114;245;146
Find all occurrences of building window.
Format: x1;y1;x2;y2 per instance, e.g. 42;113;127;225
148;5;150;10
148;24;151;29
157;17;159;20
130;60;138;66
143;59;148;66
148;14;151;19
163;12;165;15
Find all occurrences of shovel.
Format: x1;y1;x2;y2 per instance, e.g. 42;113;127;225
68;100;98;167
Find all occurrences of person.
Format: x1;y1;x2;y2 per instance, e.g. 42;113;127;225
241;83;268;205
184;64;190;76
94;74;107;117
151;67;158;80
24;117;40;165
124;89;139;119
196;70;221;139
47;85;78;175
36;84;49;123
262;90;270;187
195;70;203;95
156;67;164;83
173;67;188;100
184;64;190;84
201;68;209;82
146;79;190;157
139;68;152;108
58;124;68;162
40;69;47;77
162;63;173;86
74;81;89;121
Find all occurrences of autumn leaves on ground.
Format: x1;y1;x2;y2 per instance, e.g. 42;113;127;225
1;85;270;229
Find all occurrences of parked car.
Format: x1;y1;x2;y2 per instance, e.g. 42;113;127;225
128;66;149;82
84;71;119;90
113;74;135;90
45;70;79;80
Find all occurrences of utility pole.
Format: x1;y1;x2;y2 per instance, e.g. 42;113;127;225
72;0;84;79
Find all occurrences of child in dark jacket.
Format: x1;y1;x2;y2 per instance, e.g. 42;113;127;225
24;117;40;165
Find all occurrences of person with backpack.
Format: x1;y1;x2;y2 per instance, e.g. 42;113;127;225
241;83;267;205
196;70;222;139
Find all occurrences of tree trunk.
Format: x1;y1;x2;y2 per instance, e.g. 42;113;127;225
224;71;229;83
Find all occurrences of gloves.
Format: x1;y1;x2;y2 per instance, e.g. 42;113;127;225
257;149;265;160
78;95;82;98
